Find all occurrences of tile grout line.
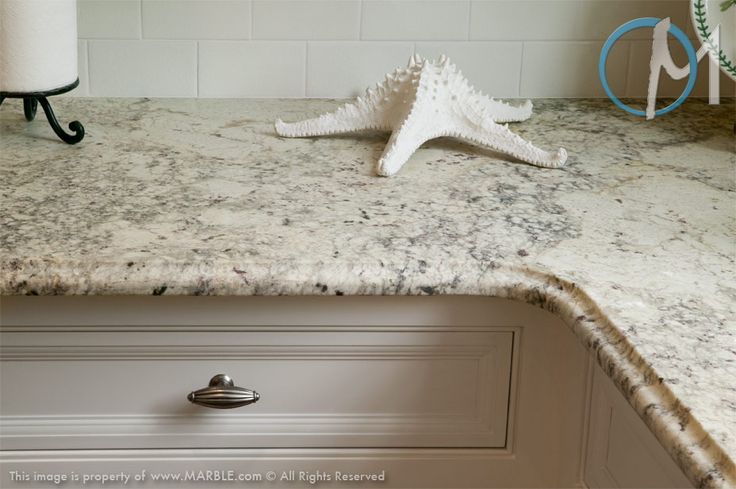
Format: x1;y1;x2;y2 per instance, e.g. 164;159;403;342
85;40;92;96
623;40;632;98
358;0;364;40
518;42;525;98
249;0;254;40
466;0;472;41
304;41;309;97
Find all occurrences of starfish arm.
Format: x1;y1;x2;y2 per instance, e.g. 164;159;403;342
376;117;435;177
452;120;568;169
275;67;418;138
476;97;534;123
275;100;390;137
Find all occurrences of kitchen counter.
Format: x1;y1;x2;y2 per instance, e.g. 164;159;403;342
0;97;734;488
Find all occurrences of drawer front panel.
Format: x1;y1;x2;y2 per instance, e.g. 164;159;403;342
0;328;513;450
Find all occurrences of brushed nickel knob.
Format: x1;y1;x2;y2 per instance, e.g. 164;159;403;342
187;374;260;409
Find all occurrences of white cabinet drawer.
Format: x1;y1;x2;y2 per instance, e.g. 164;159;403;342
1;296;596;489
0;327;513;450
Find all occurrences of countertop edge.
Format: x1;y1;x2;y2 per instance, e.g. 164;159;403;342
1;258;734;489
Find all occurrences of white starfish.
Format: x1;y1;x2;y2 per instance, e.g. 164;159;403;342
275;54;568;177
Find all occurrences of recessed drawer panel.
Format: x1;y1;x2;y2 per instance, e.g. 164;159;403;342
0;327;513;450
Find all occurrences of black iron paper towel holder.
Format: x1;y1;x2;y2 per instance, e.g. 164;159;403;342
0;79;85;144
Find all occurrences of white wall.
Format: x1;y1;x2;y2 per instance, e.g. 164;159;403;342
74;0;733;98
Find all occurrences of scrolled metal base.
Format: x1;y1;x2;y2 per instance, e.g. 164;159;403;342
35;96;85;144
0;79;85;145
24;98;37;121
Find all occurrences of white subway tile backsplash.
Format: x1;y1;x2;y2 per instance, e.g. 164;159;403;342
142;1;251;40
307;42;414;98
415;42;522;97
77;0;141;39
252;0;360;40
199;41;306;97
73;0;725;99
470;1;691;41
521;41;628;97
361;0;470;41
88;40;197;96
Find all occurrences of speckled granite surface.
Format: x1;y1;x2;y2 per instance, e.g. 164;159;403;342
0;98;734;487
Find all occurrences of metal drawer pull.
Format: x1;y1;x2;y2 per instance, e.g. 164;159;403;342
187;374;260;409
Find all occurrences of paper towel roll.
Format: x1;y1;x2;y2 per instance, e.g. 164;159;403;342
0;0;78;93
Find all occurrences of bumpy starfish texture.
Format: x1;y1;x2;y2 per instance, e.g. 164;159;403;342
275;55;568;177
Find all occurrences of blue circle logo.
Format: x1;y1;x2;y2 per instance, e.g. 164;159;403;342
599;17;698;117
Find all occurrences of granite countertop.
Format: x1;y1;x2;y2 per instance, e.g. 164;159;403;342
1;97;734;487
